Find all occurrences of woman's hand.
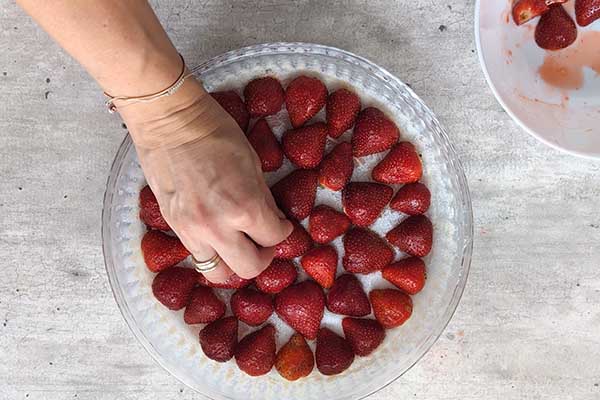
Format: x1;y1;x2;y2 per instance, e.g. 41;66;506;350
120;78;293;283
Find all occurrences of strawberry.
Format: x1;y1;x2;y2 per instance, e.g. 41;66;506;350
342;318;385;356
275;333;315;381
243;76;285;117
370;289;413;329
319;142;354;191
575;0;600;26
285;75;328;128
139;185;170;231
199;316;238;362
326;88;361;138
275;280;325;340
230;287;274;326
382;257;427;295
274;222;313;259
300;245;338;289
315;327;355;376
197;272;251;289
511;0;566;25
255;259;298;294
271;169;318;220
342;228;394;274
282;122;328;169
342;182;393;227
183;286;226;325
235;324;277;376
151;267;198;310
247;118;284;172
386;215;433;257
390;182;431;215
535;4;577;50
141;230;190;273
352;107;399;157
326;274;371;317
210;91;250;131
372;142;422;184
308;205;351;244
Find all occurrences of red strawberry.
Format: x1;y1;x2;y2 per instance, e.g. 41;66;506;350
386;215;433;257
342;182;393;227
282;122;328;169
326;274;371;317
342;228;394;274
308;205;351;244
235;324;277;376
342;318;385;356
151;267;198;310
390;182;431;215
300;246;338;289
274;222;313;259
575;0;600;26
197;272;252;289
372;142;422;184
139;185;170;231
210;91;250;131
315;327;354;376
382;257;427;295
183;286;226;324
319;142;354;191
247;118;284;172
326;88;361;138
275;333;315;381
243;76;285;117
535;4;577;50
271;169;318;220
230;287;274;326
141;231;190;273
352;107;399;157
285;75;328;128
370;289;413;329
199;316;238;362
255;259;297;294
275;280;325;340
511;0;567;25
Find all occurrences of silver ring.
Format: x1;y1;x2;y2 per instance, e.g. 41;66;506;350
192;254;221;273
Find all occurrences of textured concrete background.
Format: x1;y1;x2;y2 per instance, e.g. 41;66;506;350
1;1;600;399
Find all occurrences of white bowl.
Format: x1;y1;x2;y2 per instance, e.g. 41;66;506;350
475;0;600;158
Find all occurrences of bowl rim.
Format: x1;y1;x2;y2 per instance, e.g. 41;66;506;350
474;0;600;160
102;42;474;400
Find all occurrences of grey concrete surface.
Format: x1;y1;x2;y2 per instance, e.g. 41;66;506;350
1;1;600;399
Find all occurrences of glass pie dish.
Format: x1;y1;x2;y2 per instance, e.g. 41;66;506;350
102;42;473;400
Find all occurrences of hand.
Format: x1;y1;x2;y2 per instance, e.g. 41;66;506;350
120;78;293;283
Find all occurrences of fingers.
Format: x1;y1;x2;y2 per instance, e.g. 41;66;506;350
183;238;234;283
212;230;276;279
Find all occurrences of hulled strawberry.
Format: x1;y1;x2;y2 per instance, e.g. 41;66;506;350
370;289;413;329
244;76;285;117
183;286;226;324
199;316;238;362
575;0;600;26
210;91;250;131
197;272;252;289
315;327;355;376
255;259;298;294
319;142;354;191
326;274;371;317
535;4;577;50
308;205;351;244
300;245;338;289
372;142;422;184
282;122;328;169
511;0;567;25
275;280;325;340
271;169;318;220
352;107;399;157
342;318;385;356
235;324;277;376
141;230;190;273
386;215;433;257
342;182;393;227
390;182;431;215
230;287;274;326
274;222;313;259
151;267;198;310
382;257;427;295
342;228;394;274
326;88;361;138
275;333;315;381
285;75;328;128
247;118;284;172
139;185;170;231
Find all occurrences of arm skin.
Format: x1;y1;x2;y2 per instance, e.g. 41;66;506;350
16;0;293;282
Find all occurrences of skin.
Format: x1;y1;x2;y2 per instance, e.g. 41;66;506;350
16;0;293;282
